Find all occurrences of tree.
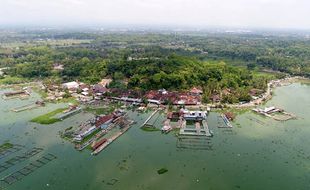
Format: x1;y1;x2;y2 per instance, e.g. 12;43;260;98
247;63;256;70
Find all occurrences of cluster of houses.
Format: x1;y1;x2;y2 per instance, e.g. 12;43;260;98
45;79;112;102
109;87;203;106
44;77;268;106
44;78;206;106
145;87;203;105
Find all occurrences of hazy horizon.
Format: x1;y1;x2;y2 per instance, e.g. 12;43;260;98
1;0;310;30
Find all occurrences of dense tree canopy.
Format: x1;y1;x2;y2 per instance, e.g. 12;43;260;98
1;30;308;102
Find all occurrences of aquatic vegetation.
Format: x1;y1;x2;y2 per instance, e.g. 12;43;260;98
157;168;168;175
141;126;160;132
0;142;13;152
65;126;73;132
30;108;67;124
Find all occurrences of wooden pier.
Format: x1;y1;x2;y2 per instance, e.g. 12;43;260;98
140;109;160;128
57;107;82;120
220;114;233;128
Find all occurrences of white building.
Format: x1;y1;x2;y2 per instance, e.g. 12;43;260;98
183;110;207;120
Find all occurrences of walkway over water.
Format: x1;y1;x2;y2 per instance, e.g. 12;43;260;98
140;109;160;128
57;107;82;120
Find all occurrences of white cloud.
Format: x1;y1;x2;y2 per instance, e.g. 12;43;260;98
0;0;309;29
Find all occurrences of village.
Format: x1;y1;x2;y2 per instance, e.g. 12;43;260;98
0;76;302;155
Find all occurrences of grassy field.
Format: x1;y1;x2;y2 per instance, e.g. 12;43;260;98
253;70;277;79
30;108;67;124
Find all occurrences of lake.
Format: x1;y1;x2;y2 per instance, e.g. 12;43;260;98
0;82;310;190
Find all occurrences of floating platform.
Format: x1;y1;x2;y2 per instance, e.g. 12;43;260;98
252;106;297;121
179;120;213;137
11;101;45;112
2;90;30;100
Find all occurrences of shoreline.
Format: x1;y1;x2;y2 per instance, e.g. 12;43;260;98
223;76;308;109
184;76;309;111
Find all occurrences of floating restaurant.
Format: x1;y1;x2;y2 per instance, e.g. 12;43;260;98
252;106;297;121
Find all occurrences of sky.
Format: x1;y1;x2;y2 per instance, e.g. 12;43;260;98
1;0;310;29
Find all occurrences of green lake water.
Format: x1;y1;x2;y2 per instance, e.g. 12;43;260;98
0;82;310;190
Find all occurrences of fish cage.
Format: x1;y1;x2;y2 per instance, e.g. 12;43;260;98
0;154;57;190
0;145;23;160
176;136;213;150
0;147;43;174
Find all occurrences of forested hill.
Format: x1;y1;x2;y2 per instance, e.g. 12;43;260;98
114;55;267;91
